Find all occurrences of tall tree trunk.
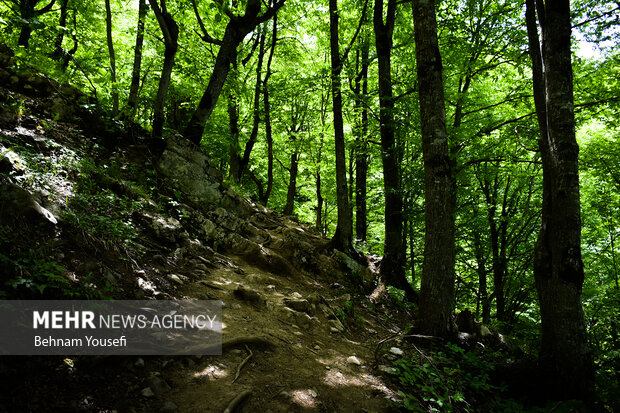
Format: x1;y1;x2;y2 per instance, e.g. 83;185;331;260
125;0;148;120
228;92;241;180
61;5;78;71
148;0;178;139
261;15;277;205
238;29;267;181
526;0;594;400
328;0;353;252
316;168;324;233
375;0;413;296
412;0;456;338
472;206;490;323
105;0;119;116
51;0;68;60
283;151;299;215
354;38;369;242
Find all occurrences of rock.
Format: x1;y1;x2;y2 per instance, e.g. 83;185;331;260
134;358;145;368
329;318;345;333
141;387;155;398
233;286;262;303
156;134;223;209
147;376;171;395
168;274;184;285
160;401;178;412
347;356;361;366
283;298;311;314
378;365;398;374
389;347;404;356
135;211;186;245
0;146;25;174
0;182;57;226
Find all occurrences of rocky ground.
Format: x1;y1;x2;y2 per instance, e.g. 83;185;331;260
0;44;421;412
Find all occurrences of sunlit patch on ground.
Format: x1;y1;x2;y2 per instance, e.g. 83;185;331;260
290;389;317;407
192;364;229;380
323;368;396;399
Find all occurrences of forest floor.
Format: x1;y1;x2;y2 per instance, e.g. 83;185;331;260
0;45;415;412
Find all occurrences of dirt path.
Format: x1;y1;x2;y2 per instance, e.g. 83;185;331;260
142;257;401;412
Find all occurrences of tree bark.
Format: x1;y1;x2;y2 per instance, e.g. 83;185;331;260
61;5;78;71
261;15;277;205
354;39;369;242
283;151;299;215
412;0;456;338
51;0;68;60
17;0;55;47
184;0;284;145
227;91;241;180
328;0;353;253
148;0;178;139
526;0;594;400
105;0;119;116
237;29;267;181
125;0;148;120
374;0;413;295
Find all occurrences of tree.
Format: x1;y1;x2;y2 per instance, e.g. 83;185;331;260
10;0;56;47
104;0;119;116
147;0;178;139
184;0;284;145
124;0;148;120
374;0;413;295
525;0;594;399
352;34;369;242
327;0;367;253
412;0;456;338
50;0;68;60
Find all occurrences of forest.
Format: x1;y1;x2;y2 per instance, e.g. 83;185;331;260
0;0;619;411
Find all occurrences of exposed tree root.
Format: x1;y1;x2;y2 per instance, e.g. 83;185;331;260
232;345;253;383
222;335;275;351
223;390;252;413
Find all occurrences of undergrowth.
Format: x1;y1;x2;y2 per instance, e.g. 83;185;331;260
390;342;521;412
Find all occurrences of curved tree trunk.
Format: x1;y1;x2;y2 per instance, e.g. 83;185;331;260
184;0;284;145
412;0;456;338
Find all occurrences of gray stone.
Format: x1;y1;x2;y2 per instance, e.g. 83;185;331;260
147;376;171;395
347;356;361;366
160;401;178;412
0;183;57;225
141;387;155;398
389;347;404;356
329;319;345;333
284;298;311;314
168;274;184;285
233;286;262;303
156;134;223;208
378;365;398;374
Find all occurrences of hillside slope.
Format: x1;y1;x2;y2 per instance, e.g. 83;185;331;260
0;44;410;412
